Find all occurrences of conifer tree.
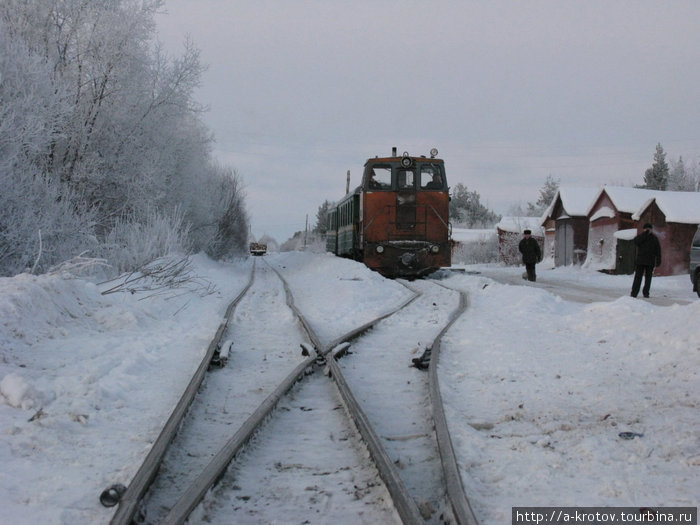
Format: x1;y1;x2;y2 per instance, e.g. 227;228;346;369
449;183;500;228
642;143;669;190
314;200;332;234
527;175;560;216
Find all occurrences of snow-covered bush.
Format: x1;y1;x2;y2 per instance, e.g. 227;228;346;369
100;209;190;274
452;235;501;265
0;170;97;276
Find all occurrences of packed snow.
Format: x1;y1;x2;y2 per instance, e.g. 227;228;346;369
0;252;697;524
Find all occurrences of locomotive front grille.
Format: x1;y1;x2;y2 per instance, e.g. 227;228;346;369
389;204;427;239
395;193;417;231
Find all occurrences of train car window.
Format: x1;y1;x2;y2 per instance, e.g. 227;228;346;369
397;169;415;190
420;165;445;190
366;166;392;190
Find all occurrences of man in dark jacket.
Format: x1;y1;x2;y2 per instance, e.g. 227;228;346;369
630;223;662;298
519;229;542;282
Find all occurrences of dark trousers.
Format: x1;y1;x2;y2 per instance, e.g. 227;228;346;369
631;264;654;297
525;263;537;282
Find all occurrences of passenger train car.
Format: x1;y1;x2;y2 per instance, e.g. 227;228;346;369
326;148;451;278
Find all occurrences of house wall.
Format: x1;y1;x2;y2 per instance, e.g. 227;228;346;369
548;197;590;266
554;217;589;266
586;192;617;270
585;192;636;272
636;202;699;275
591;191;614;214
497;229;521;265
542;218;556;261
497;229;544;266
586;217;619;270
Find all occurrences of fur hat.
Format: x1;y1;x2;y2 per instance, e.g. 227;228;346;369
523;229;532;235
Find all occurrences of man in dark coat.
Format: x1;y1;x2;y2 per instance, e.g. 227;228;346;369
519;229;542;282
630;223;662;298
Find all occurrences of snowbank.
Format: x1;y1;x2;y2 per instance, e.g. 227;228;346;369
0;254;697;524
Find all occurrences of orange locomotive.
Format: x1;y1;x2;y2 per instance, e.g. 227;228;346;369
326;148;451;278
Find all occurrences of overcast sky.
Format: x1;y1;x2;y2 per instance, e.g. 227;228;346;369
155;1;700;243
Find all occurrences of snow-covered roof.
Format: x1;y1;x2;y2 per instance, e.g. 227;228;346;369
591;186;664;215
632;192;700;224
590;206;615;222
544;185;700;225
614;228;637;241
542;186;599;223
495;216;543;234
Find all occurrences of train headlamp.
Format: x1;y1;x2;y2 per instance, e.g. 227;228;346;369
401;152;412;168
430;148;438;158
376;245;385;253
430;245;440;253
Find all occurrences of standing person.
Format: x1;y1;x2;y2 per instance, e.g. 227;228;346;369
630;223;662;298
519;229;542;282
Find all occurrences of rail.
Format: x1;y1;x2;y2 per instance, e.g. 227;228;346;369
109;260;256;525
328;344;425;524
427;288;479;525
110;258;425;524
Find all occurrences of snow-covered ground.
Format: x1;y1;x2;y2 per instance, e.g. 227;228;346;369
0;252;697;524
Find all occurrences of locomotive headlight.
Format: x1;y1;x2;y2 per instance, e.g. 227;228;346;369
430;245;440;253
376;245;384;253
430;148;438;158
401;152;412;168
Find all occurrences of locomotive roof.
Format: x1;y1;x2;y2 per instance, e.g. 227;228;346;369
364;155;444;166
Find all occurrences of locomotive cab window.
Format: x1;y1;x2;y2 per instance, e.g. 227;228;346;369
420;165;445;190
397;169;415;190
365;166;392;190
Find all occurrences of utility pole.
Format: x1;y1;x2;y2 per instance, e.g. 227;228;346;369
304;214;308;250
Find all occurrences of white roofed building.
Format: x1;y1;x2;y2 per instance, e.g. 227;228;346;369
541;187;599;266
632;191;700;275
584;186;665;273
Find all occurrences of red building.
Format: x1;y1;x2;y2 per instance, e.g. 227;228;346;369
633;193;700;276
541;187;598;266
584;187;662;273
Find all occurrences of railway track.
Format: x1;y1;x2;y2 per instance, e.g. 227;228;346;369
331;278;477;525
107;258;478;524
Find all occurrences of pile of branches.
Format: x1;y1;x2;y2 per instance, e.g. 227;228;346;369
99;256;216;300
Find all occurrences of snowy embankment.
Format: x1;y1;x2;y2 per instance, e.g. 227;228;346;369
0;255;251;524
438;268;699;523
0;252;697;524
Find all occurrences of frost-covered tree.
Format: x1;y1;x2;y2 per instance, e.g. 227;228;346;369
0;0;249;275
668;156;696;191
0;17;96;275
640;143;669;190
449;183;500;228
691;161;700;192
527;175;560;216
314;200;333;234
200;168;249;259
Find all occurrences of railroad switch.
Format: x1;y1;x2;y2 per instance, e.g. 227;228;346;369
300;343;316;357
210;340;233;368
411;346;432;370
